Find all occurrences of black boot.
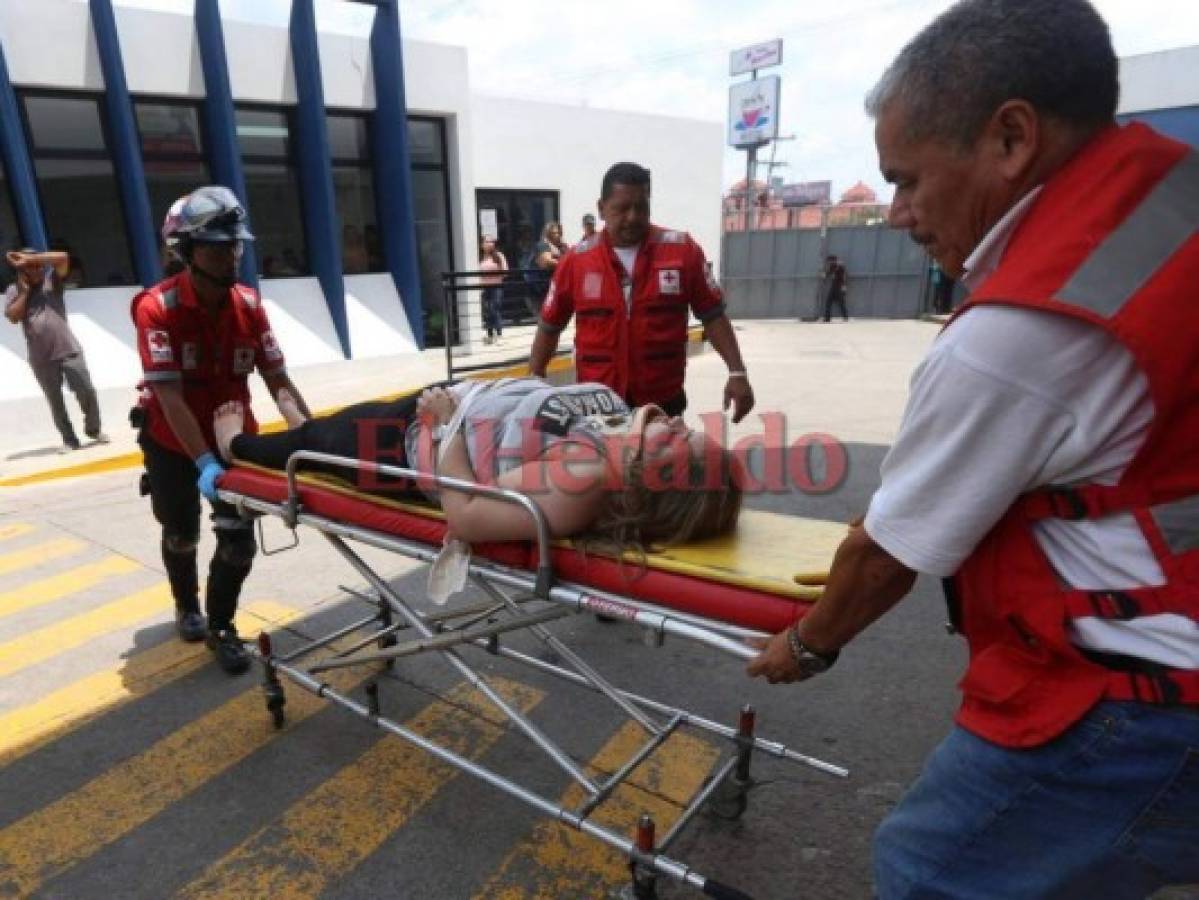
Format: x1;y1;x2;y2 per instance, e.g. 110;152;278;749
162;539;205;641
206;625;250;675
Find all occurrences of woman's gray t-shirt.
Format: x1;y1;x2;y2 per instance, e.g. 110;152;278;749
404;378;630;483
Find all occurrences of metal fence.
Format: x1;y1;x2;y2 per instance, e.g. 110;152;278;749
720;225;932;320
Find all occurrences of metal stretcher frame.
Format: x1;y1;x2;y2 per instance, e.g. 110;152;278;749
218;450;848;899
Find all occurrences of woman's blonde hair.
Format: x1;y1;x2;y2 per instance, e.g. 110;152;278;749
584;432;742;554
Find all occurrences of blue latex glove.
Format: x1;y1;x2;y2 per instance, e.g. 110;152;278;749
195;451;226;502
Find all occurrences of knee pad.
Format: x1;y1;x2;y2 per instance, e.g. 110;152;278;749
215;529;257;569
162;532;199;555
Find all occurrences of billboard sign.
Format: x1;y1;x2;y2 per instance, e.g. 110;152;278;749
779;180;832;207
728;76;780;147
729;39;783;76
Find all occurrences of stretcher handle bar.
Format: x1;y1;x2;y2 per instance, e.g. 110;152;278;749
575;714;684;820
479;641;849;778
282;450;555;597
328;531;601;795
219;492;772;664
659;755;739;854
307;606;572;672
260;649;728;896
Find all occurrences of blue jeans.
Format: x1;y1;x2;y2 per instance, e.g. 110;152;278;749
874;701;1199;899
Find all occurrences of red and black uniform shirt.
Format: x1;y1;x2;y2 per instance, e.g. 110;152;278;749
131;273;286;455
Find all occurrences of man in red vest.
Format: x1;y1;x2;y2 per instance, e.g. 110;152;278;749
529;162;755;422
747;0;1199;895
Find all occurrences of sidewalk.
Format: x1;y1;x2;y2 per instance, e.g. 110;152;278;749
0;319;939;487
0;324;555;487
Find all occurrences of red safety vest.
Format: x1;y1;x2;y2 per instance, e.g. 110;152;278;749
540;225;724;407
946;123;1199;748
131;273;286;455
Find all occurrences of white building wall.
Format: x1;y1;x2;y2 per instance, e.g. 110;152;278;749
1118;45;1199;114
470;96;724;267
0;5;722;400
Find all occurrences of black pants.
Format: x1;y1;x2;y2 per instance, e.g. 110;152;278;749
822;288;848;321
230;393;426;498
139;433;257;631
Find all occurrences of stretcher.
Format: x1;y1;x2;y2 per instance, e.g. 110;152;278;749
217;450;849;899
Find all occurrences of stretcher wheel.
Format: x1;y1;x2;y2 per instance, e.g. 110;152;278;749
705;775;750;821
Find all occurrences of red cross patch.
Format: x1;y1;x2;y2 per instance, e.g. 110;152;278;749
147;329;173;363
658;269;681;295
262;329;282;361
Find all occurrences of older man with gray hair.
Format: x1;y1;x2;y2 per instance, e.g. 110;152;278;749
747;0;1199;895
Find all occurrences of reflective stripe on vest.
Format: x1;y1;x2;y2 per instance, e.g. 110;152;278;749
1057;151;1199;317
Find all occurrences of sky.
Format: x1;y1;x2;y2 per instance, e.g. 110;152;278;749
120;0;1199;202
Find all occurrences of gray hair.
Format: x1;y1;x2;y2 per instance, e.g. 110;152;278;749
865;0;1118;148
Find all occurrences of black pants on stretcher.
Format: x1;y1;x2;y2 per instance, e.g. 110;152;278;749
230;394;425;498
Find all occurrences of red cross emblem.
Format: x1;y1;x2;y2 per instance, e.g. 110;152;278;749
658;269;681;295
147;329;173;363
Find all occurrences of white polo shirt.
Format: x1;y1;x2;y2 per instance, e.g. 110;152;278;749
864;189;1199;667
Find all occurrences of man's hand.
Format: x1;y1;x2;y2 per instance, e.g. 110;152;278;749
6;250;26;270
746;630;806;684
195;452;226;502
723;376;755;424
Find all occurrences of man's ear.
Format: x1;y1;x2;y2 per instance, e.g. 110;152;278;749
989;99;1040;181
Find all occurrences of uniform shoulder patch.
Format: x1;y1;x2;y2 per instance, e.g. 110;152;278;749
656;229;687;244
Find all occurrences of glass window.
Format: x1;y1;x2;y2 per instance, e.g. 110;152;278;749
328;112;382;275
0;167;20;290
21;92;134;287
407;119;444;166
328;114;369;162
235;106;307;277
475;189;559;324
134;101;210;269
24;96;107;153
407;117;454;346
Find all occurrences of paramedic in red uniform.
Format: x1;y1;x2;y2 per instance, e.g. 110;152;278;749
131;186;311;675
746;1;1199;896
528;162;755;422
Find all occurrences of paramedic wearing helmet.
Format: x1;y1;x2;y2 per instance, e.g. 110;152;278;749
131;186;311;675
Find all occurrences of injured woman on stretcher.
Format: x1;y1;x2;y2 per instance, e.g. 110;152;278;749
213;376;742;550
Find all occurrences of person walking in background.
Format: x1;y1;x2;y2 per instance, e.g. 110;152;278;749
478;235;507;344
821;254;849;321
577;213;598;246
4;247;107;452
522;221;568;310
529;161;754;422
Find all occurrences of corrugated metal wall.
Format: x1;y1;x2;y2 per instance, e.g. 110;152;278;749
720;226;930;319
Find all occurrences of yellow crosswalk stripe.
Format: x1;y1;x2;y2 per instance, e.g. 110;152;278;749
0;523;35;542
0;538;84;577
0;582;173;680
475;721;721;899
0;643;375;896
0;600;302;767
177;677;545;900
0;555;140;620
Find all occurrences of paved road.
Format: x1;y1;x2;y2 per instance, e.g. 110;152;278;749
0;321;976;899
